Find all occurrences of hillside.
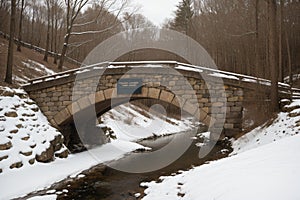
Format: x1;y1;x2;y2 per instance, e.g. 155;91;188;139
0;36;78;87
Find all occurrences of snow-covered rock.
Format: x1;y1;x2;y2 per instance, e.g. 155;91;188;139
0;87;68;173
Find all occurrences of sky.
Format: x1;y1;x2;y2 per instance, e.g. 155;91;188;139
132;0;181;26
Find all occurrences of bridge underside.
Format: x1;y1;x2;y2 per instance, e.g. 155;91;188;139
50;88;215;148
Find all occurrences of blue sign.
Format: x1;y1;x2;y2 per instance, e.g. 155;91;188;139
117;78;143;95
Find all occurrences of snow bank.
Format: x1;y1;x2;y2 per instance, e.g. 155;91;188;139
232;100;300;154
142;134;300;200
0;140;144;200
141;100;300;200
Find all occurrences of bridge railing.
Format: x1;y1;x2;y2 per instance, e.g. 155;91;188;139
23;60;294;98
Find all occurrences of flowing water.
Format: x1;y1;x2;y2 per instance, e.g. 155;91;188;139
21;130;232;200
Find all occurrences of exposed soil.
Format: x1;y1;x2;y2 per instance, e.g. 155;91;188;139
0;36;78;87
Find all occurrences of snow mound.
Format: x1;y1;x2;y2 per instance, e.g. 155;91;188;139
0;87;67;173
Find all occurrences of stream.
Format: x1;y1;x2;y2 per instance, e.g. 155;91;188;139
22;130;232;200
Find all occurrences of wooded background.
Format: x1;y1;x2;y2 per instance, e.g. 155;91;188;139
0;0;299;82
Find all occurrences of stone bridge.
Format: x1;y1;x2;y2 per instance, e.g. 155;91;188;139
23;61;291;143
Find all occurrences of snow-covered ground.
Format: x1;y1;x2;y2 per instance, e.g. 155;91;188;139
0;87;67;173
101;103;195;142
0;140;144;200
141;100;300;200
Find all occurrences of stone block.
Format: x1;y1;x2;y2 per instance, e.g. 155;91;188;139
148;88;161;99
160;90;174;103
53;108;70;125
104;88;114;99
228;96;239;102
231;106;242;112
224;123;234;129
63;101;71;106
77;97;91;110
199;98;209;103
53;92;62;97
212;102;224;107
89;91;105;104
183;101;198;115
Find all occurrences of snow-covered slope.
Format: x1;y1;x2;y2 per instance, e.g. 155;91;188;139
101;103;195;142
142;134;300;200
141;100;300;200
0;87;68;174
232;101;300;154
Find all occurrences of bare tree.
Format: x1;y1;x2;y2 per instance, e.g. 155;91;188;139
43;0;51;61
17;0;25;51
58;0;131;71
57;0;89;71
268;0;279;112
5;0;17;84
278;0;284;82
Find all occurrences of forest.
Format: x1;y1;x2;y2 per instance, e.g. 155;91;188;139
0;0;299;110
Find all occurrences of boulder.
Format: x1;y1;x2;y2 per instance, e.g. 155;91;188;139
55;149;69;159
10;161;23;169
36;145;54;163
4;111;18;118
0;141;12;150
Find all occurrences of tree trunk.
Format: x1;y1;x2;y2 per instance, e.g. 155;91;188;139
54;14;58;64
44;0;51;62
285;31;292;87
254;0;259;78
5;0;16;84
17;0;24;52
278;0;283;82
268;0;279;112
58;30;71;71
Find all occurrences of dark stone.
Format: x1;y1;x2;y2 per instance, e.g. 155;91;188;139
55;149;69;159
4;111;18;118
0;141;12;150
36;145;54;163
10;161;23;169
0;155;8;161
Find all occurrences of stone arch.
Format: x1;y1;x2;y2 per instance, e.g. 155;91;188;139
52;87;215;128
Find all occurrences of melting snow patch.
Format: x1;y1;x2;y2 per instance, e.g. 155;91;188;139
22;60;55;76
